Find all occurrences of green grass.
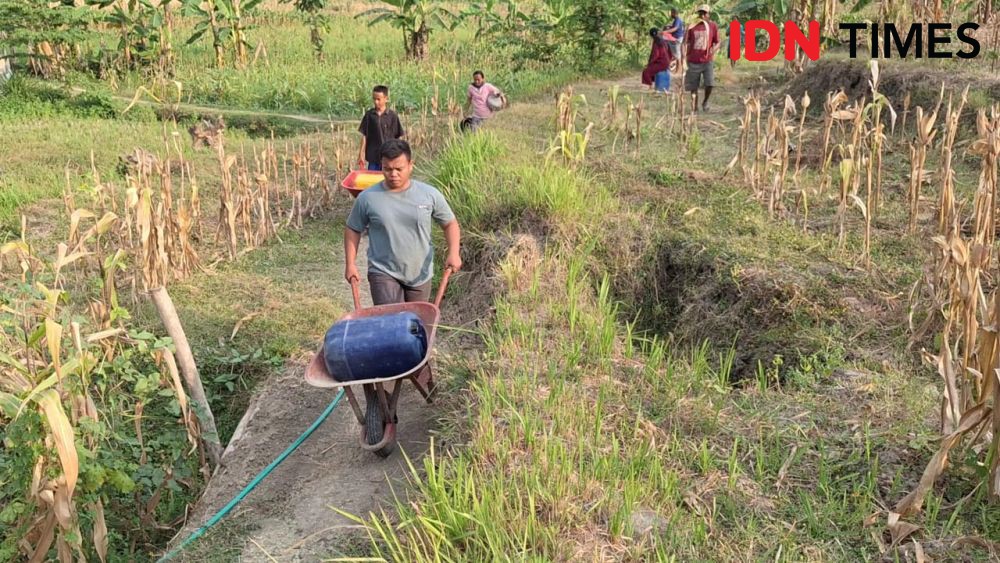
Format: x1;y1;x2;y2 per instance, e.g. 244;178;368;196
7;8;1000;558
0;2;610;233
129;219;350;444
338;68;1000;560
0;76;260;233
110;12;586;116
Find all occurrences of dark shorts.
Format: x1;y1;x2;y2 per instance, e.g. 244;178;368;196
368;271;431;306
461;116;485;133
366;162;382;171
685;62;715;92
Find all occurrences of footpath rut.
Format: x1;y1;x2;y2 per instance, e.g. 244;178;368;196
174;242;437;562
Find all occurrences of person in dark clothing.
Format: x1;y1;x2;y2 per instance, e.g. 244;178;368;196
357;85;405;171
642;28;672;90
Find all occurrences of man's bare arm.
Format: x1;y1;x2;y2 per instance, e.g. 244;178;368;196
344;227;362;282
441;220;462;272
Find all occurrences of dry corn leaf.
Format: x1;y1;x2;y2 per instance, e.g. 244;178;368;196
895;404;989;516
833;109;859;121
53;245;91;274
56;535;71;563
85;328;125;343
45;319;63;380
93;500;108;563
94;212;118;236
968;139;992;156
887;511;921;547
68;209;95;244
53;480;73;529
849;194;868;219
885;98;898;133
784;95;796;116
37;390;78;497
953;536;1000;552
27;513;57;563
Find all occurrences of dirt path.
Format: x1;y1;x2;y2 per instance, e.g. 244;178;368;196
173;242;440;562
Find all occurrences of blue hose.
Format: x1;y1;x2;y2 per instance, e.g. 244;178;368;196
157;388;346;562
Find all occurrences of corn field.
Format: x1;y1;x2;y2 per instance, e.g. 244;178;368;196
899;105;1000;513
721;61;1000;514
0;117;383;560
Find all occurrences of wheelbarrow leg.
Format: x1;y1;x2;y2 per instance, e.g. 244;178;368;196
343;386;365;425
410;365;436;404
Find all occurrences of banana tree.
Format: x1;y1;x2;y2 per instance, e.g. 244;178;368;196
457;0;529;39
357;0;456;61
0;0;92;77
182;0;263;68
282;0;329;60
89;0;177;73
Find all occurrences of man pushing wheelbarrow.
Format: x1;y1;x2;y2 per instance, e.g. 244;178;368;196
305;139;461;457
343;139;462;306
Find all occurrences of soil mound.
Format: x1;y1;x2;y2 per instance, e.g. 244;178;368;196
779;59;1000;113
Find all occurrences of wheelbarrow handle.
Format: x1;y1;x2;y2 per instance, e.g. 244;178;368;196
434;267;453;309
348;267;451;310
349;276;362;311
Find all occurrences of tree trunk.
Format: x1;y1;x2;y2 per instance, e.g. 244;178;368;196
409;24;429;60
210;8;225;68
149;286;223;467
233;0;248;68
310;26;324;61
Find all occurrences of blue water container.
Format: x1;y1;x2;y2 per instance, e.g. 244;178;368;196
323;312;428;382
654;71;671;92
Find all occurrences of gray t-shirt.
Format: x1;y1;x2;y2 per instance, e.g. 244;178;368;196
346;180;456;286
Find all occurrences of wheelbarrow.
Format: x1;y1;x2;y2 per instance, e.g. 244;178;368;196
340;169;384;199
304;268;451;457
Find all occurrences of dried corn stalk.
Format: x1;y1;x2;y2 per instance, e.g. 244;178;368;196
908;85;944;234
901;102;1000;516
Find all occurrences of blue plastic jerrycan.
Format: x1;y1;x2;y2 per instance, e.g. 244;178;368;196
323;312;428;382
655;71;671;92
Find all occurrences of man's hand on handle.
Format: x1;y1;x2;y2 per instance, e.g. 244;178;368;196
345;264;360;284
445;250;462;273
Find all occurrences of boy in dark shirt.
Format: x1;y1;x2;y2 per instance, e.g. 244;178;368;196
357;85;405;171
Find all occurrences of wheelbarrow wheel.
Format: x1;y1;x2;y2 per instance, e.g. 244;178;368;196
363;384;395;458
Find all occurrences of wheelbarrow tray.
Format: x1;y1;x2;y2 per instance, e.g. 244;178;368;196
340;169;385;199
305;301;440;388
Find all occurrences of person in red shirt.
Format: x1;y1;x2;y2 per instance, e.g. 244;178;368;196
642;28;672;90
684;4;720;112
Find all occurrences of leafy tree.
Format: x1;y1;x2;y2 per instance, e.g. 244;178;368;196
0;0;93;77
282;0;330;60
87;0;176;73
357;0;456;61
182;0;264;68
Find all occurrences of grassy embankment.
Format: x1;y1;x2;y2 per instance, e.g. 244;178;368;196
343;62;1000;561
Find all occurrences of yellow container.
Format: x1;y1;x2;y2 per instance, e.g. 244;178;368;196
354;173;384;189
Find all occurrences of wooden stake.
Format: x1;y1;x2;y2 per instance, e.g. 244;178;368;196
149;286;222;467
